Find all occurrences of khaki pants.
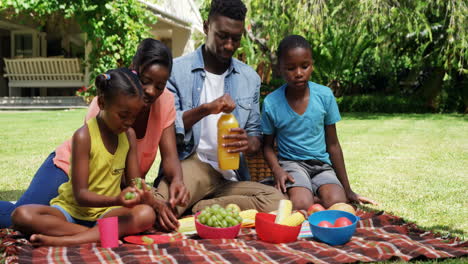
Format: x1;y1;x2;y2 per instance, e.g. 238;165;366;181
155;154;285;216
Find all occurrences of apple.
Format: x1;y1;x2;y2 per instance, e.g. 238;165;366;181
334;217;353;227
328;203;356;215
317;220;334;228
307;204;326;216
226;203;241;213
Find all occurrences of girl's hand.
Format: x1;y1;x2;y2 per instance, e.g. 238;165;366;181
346;190;378;205
118;187;141;207
152;199;180;232
273;167;295;193
169;179;190;208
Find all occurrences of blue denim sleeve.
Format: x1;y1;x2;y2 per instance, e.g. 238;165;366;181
166;75;193;145
244;76;262;137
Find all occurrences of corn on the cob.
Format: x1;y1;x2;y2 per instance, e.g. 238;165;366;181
239;209;258;220
177;217;195;234
274;199;292;224
280;212;305;226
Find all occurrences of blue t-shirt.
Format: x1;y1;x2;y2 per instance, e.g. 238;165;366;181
261;81;341;164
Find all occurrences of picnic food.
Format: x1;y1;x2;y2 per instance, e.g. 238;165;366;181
239;209;258;227
226;203;241;213
133;178;143;189
197;204;242;228
141;235;154;245
318;220;334;227
280;211;306;226
124;191;136;200
178;217;196;234
307;204;326;216
217;113;240;170
328;203;356;215
334;217;353;227
274;199;292;224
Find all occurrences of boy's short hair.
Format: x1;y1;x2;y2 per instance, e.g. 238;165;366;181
277;35;313;64
208;0;247;21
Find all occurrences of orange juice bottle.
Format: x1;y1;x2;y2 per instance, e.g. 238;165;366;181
217;113;239;170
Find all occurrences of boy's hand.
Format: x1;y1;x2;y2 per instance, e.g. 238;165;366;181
118;187;141;207
346;190;378;205
273;167;295;193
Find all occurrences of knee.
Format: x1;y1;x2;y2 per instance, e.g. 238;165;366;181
11;206;33;228
257;186;287;213
133;204;156;230
290;196;313;211
321;193;347;209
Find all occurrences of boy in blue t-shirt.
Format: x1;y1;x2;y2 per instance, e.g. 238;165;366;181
261;35;376;210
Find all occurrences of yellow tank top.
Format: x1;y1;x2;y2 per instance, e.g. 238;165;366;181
51;117;129;221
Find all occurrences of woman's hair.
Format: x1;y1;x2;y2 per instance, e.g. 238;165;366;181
208;0;247;21
95;68;143;104
277;35;313;65
132;38;173;75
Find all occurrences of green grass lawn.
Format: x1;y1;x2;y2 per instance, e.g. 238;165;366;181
0;110;467;242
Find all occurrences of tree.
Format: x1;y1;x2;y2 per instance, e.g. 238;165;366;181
0;0;155;96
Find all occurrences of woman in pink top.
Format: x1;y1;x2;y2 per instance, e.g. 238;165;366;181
0;39;188;231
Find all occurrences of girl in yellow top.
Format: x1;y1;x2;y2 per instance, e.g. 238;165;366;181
11;68;156;246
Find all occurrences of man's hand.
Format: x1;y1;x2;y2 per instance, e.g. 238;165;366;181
272;167;295;193
346;190;378;205
206;94;236;114
222;127;248;153
168;179;190;208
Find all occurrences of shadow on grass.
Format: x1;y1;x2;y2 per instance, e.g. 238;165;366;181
341;112;467;120
357;204;466;240
0;190;25;201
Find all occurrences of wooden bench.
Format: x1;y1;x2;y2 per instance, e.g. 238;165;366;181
3;58;85;96
246;150;273;182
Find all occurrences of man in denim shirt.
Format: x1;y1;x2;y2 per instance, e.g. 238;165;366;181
155;0;284;219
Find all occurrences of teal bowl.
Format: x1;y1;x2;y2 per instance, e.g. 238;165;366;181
308;210;360;245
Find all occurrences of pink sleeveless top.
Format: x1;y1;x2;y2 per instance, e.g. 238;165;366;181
53;89;176;177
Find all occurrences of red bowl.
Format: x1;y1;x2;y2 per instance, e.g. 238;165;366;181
195;212;241;239
255;213;301;243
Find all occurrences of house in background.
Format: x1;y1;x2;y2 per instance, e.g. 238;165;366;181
0;0;203;100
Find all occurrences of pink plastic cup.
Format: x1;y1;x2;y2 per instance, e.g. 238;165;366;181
97;216;119;248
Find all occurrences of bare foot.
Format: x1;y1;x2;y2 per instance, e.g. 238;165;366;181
30;234;74;247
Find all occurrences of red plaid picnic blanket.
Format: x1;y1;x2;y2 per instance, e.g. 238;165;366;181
1;210;467;264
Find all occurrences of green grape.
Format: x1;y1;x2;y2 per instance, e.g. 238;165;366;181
142;236;154;245
219;209;227;218
199;216;207;225
124;192;136;200
207;218;214;227
229;218;238;227
235;215;242;222
221;220;228;228
224;215;235;226
211;204;221;209
133;178;143;190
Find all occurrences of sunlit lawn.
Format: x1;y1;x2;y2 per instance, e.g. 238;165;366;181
0;110;467;243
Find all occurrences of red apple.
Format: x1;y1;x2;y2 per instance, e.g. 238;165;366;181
307;204;326;216
334;217;353;227
317;220;334;228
